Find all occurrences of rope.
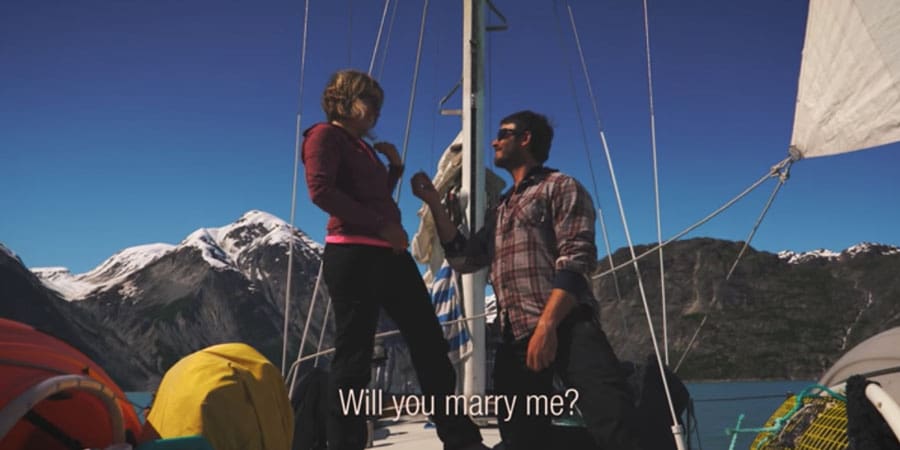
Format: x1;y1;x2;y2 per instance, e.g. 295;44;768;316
727;414;745;450
550;1;623;304
394;0;430;203
640;0;669;366
368;0;392;76
591;156;793;281
726;161;792;279
564;0;680;435
282;0;311;377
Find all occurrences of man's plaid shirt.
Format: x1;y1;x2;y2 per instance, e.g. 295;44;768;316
442;167;598;341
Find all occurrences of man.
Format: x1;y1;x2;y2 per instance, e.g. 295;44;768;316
411;110;641;450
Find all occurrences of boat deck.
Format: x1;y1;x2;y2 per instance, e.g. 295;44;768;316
372;417;501;450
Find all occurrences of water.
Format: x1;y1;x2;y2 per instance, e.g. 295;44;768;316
128;379;815;449
686;380;813;449
126;391;153;423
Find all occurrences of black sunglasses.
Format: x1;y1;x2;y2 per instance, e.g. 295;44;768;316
496;128;523;140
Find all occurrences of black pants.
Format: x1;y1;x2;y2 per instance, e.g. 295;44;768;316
494;307;641;450
322;244;482;450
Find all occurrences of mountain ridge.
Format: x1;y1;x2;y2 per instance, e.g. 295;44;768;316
595;237;900;380
3;212;900;389
32;210;323;302
4;210;328;390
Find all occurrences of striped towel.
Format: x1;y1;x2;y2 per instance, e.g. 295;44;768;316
430;260;473;365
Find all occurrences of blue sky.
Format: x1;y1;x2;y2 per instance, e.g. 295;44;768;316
2;0;898;274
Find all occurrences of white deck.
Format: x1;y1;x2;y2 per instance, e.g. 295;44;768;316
372;417;501;450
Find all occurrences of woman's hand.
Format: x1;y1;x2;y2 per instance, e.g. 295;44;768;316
373;142;401;166
378;222;409;253
411;172;440;206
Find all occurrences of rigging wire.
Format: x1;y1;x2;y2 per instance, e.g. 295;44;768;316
550;0;623;305
591;156;792;280
368;0;392;76
289;262;326;393
377;0;400;80
674;314;706;372
674;161;792;372
289;312;492;368
564;1;683;440
285;0;430;385
347;0;353;65
693;392;794;403
640;0;669;366
394;0;431;203
487;10;493;162
429;12;441;171
314;291;333;367
281;0;311;377
297;264;324;368
727;163;792;280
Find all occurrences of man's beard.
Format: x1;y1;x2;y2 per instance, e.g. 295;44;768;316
494;148;527;169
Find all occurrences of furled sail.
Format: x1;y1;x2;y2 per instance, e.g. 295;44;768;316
790;0;900;159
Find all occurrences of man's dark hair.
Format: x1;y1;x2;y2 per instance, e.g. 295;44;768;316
500;110;554;164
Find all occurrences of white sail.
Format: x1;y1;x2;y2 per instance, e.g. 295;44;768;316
790;0;900;159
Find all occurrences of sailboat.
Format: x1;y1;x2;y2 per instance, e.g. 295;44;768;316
711;1;900;448
2;0;899;449
282;0;900;448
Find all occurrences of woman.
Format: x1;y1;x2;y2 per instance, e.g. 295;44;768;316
302;69;487;450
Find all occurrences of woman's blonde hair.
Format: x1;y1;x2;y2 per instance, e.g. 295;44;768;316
321;70;384;122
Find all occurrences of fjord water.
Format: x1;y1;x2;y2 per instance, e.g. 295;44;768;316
688;380;814;449
128;379;814;449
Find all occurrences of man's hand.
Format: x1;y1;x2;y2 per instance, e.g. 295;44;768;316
378;222;409;253
411;172;441;206
373;142;401;166
527;289;577;371
526;322;558;372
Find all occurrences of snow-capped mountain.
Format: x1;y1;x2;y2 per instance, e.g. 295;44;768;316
7;230;900;388
0;243;17;260
33;244;174;300
778;242;900;264
1;243;155;389
181;209;322;272
32;210;322;301
20;210;329;389
594;237;900;381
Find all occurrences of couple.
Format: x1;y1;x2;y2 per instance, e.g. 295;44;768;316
302;69;640;450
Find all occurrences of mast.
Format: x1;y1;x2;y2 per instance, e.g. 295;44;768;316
461;0;487;399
